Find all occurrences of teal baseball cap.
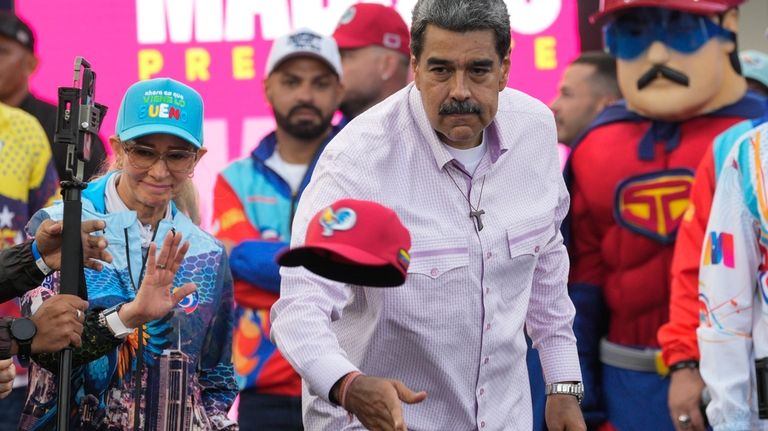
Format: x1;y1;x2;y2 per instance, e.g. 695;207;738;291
115;78;204;148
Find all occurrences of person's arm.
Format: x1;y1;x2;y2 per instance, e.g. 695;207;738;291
697;149;758;431
197;251;238;429
565;148;608;426
659;151;715;431
660;153;715;366
0;241;44;302
0;217;112;304
211;174;285;294
229;240;286;292
29;231;193;371
527;146;585;430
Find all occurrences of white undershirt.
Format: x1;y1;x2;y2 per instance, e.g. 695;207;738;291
265;149;309;194
105;173;172;249
444;133;488;175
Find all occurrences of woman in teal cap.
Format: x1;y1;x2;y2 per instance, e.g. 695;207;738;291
17;78;238;431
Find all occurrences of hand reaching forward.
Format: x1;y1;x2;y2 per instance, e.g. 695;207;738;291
36;219;113;271
345;375;427;431
0;359;15;399
119;230;196;329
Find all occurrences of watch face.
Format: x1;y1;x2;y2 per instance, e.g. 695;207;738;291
11;318;36;341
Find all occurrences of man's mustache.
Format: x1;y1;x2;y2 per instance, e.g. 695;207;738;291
288;104;322;119
637;65;690;90
439;100;481;115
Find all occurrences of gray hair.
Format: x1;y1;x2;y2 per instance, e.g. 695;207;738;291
410;0;511;61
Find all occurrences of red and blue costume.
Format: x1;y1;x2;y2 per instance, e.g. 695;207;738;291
568;93;765;429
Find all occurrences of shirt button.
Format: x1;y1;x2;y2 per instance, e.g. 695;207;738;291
430;268;439;277
484;357;489;364
481;421;486;428
534;246;541;253
485;288;490;294
479;388;485;395
485;323;491;331
486;251;493;259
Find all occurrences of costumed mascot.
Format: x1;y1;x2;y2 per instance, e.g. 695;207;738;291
567;0;765;429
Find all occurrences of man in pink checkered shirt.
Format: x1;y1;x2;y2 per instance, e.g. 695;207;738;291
271;1;586;430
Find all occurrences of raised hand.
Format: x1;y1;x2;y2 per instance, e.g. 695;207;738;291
344;375;427;431
118;230;196;329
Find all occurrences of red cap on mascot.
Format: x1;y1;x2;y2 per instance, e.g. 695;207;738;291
590;0;745;24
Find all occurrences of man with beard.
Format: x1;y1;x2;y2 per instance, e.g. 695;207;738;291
332;3;411;124
567;0;765;430
211;28;343;430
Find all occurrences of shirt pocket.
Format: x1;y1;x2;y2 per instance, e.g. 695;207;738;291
407;236;469;280
502;220;555;303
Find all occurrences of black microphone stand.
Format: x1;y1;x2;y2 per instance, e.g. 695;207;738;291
54;57;107;431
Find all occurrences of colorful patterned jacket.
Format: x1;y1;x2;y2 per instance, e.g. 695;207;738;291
212;127;339;395
18;171;238;431
698;120;768;430
659;109;768;367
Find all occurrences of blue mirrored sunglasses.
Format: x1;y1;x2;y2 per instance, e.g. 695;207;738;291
604;8;735;61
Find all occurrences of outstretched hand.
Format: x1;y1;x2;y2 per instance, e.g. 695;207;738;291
119;230;196;329
344;375;427;431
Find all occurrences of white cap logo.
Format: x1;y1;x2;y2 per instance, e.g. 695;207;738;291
339;6;356;25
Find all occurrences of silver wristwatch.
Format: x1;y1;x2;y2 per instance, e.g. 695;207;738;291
545;382;584;404
98;303;134;339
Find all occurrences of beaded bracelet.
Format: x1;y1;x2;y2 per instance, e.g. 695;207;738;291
339;371;364;411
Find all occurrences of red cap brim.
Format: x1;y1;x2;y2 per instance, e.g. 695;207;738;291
277;243;407;287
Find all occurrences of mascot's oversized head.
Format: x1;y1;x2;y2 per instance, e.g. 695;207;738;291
592;0;747;121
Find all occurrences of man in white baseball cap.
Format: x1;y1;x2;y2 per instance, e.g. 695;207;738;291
211;27;344;430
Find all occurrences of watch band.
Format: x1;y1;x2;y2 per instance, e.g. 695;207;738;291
99;303;134;339
545;382;584;404
10;318;36;367
668;360;699;373
31;240;53;276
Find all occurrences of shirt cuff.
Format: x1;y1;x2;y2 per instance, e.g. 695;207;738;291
538;342;582;384
303;353;358;403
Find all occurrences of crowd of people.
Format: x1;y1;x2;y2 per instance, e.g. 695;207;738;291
1;0;768;430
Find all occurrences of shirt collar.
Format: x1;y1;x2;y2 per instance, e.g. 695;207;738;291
407;83;506;170
105;173;173;248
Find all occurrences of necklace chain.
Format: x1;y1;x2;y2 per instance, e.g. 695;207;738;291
446;168;486;231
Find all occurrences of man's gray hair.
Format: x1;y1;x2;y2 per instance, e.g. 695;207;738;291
410;0;511;61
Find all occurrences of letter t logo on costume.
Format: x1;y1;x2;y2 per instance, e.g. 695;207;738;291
704;231;735;268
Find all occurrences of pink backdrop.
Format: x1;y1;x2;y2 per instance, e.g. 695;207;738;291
17;0;580;228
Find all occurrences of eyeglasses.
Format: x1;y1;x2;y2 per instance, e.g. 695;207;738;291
604;8;735;61
122;143;198;173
